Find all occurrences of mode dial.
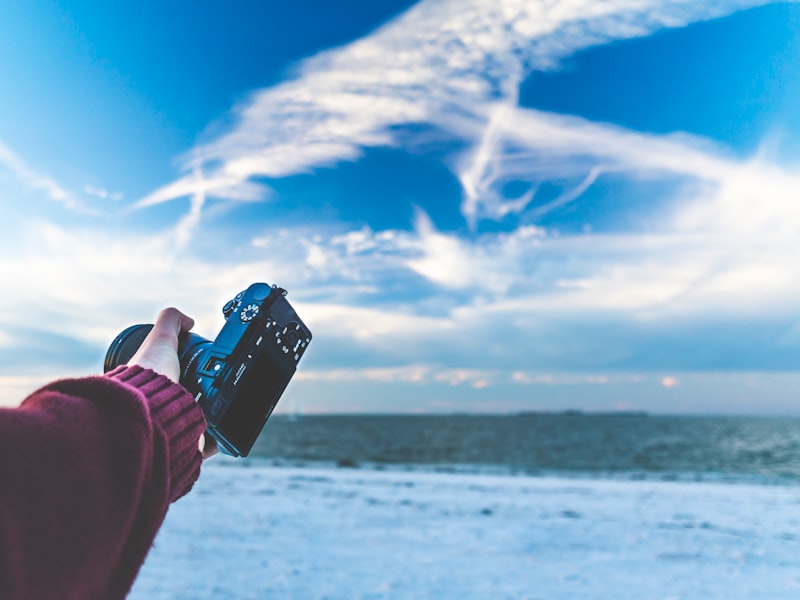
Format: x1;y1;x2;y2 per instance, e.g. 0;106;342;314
240;303;260;322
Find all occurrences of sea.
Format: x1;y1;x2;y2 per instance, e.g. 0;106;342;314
247;413;800;484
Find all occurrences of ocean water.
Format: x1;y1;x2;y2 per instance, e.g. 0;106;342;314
249;414;800;483
131;415;800;599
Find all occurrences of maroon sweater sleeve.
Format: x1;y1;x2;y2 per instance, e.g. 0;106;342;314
0;365;206;600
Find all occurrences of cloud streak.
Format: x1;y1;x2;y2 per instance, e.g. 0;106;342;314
0;139;74;207
296;365;649;388
139;0;780;225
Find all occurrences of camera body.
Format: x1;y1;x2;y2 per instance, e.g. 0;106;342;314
104;283;312;457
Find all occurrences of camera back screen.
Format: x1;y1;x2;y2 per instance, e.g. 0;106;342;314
218;351;291;454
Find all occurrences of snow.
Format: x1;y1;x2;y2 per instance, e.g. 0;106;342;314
131;462;800;599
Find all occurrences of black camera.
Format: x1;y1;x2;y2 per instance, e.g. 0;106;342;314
104;283;312;457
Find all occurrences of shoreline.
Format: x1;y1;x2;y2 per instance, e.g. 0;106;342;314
218;455;800;488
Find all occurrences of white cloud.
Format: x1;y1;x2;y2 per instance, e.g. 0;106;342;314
465;106;800;236
138;0;779;224
232;147;800;319
297;366;657;388
0;220;300;351
0;139;74;207
661;376;679;388
297;365;431;384
406;209;547;293
0;375;63;408
113;0;800;332
510;372;647;385
299;302;455;341
4;0;799;411
109;0;800;333
83;185;123;202
1;191;798;408
133;170;269;209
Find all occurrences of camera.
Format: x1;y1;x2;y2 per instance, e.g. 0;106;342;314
104;283;312;457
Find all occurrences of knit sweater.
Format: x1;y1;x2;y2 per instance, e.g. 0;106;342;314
0;365;206;599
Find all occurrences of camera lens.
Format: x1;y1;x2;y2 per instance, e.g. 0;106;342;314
104;324;213;388
104;324;154;373
177;333;213;382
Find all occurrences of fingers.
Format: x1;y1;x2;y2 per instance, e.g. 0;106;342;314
152;307;195;343
130;308;210;459
199;433;219;460
128;307;194;383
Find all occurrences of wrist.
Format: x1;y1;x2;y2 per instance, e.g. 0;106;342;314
106;365;206;500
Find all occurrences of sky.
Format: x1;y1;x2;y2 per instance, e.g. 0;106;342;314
1;0;800;414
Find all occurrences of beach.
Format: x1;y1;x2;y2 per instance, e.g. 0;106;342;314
131;461;800;599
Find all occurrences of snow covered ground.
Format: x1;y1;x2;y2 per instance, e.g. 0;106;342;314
131;461;800;599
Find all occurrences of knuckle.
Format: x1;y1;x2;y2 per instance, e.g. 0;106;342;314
158;307;180;319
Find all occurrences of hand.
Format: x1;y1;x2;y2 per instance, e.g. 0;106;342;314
128;307;193;383
128;307;217;459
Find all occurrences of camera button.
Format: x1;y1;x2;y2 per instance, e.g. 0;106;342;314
210;397;225;416
203;356;226;375
223;300;241;318
252;284;271;301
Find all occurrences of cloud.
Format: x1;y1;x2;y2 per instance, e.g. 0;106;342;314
465;106;800;236
5;0;799;411
0;139;74;207
112;0;800;337
2;178;799;408
0;375;59;408
132;170;269;209
297;365;649;388
113;41;800;370
115;0;800;349
137;0;778;225
297;365;431;384
406;209;547;292
83;185;123;201
661;376;679;388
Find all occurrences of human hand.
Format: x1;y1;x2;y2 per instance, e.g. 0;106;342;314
128;307;217;459
128;307;193;383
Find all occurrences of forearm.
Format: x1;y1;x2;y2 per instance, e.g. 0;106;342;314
0;366;205;600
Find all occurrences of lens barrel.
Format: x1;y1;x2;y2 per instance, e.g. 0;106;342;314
104;324;154;373
104;324;212;382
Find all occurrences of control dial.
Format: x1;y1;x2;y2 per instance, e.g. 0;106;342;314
240;303;260;322
222;299;241;318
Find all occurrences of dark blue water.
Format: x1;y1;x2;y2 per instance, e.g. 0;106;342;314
245;414;800;484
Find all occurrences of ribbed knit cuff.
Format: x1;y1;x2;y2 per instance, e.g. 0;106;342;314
105;365;206;502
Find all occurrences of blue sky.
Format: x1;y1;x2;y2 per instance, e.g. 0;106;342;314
2;0;800;414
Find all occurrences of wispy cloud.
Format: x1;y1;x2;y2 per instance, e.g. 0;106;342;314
83;185;123;202
132;170;269;209
297;365;649;388
3;179;799;407
10;124;792;379
0;139;74;207
139;0;777;224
